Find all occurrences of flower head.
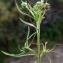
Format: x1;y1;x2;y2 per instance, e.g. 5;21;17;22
20;0;50;22
21;2;27;8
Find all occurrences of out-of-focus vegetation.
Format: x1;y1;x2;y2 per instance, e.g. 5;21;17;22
0;0;63;63
0;1;25;63
40;0;63;42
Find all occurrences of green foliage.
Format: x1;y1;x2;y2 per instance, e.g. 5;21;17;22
2;0;61;63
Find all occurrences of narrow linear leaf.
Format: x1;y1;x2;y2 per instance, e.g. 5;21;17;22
40;11;46;23
25;26;30;47
19;18;36;29
16;2;33;18
27;26;30;39
26;4;35;17
2;51;35;57
28;32;36;40
2;51;25;56
18;45;23;52
49;44;60;52
47;56;52;63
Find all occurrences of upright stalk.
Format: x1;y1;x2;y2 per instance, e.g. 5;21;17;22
36;21;41;63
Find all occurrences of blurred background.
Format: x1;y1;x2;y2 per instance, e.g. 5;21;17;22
0;0;63;63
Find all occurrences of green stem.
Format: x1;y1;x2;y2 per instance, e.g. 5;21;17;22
36;21;41;63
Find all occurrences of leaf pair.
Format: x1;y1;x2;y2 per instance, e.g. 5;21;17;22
40;42;60;57
2;27;36;57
